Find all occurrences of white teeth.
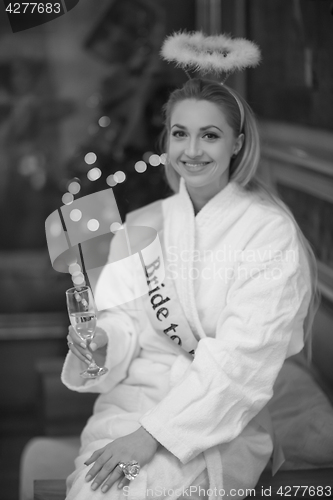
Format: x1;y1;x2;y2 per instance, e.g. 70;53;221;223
184;162;208;167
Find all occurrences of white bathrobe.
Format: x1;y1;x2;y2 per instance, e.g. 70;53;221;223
61;178;311;500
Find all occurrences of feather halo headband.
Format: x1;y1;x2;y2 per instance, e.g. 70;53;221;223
161;31;261;79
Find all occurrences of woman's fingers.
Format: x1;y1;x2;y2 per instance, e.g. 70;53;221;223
84;427;157;492
84;447;105;466
117;476;129;491
85;450;122;491
89;327;108;351
67;342;91;364
67;327;91;362
84;447;128;492
99;464;127;493
68;326;86;346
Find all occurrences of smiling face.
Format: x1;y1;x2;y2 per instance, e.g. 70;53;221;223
168;99;243;209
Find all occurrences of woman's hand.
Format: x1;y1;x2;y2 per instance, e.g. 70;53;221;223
84;427;159;493
67;326;108;367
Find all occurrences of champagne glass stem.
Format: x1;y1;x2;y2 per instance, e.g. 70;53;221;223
85;339;100;373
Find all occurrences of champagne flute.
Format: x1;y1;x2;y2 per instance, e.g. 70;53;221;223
66;285;108;378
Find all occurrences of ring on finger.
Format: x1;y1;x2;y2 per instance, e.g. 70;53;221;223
117;461;140;481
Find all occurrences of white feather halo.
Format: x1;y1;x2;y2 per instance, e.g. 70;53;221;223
161;31;261;76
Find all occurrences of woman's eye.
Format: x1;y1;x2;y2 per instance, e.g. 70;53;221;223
171;130;186;138
203;133;219;140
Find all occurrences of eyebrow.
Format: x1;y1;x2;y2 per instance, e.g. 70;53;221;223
171;124;222;132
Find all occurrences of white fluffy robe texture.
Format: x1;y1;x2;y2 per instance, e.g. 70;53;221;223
61;178;311;500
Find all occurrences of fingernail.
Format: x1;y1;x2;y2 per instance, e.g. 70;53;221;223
90;343;96;351
117;482;123;489
101;485;108;493
85;359;91;365
80;342;86;348
85;475;91;482
91;483;98;491
85;354;92;360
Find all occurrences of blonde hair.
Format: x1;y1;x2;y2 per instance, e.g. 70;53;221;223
162;77;320;360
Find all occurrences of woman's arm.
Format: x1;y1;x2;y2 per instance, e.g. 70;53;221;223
61;228;141;393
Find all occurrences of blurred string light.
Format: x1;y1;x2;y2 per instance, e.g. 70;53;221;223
72;274;85;285
141;151;166;167
68;263;81;275
69;208;82;222
62;143;167;219
68;181;81;195
113;171;126;183
84;152;97;165
160;153;167;165
98;116;111;127
62;192;74;205
110;222;122;233
106;174;117;187
68;262;85;286
148;154;160;166
87;219;99;231
87;167;102;181
134;160;147;173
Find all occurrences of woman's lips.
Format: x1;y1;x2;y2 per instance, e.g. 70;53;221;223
181;161;211;170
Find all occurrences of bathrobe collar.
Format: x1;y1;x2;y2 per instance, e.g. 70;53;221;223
164;177;252;341
178;176;246;224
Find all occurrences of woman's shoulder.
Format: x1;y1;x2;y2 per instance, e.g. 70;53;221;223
239;184;299;245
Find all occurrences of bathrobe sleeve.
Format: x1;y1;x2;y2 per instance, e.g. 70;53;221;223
61;228;140;393
139;213;312;463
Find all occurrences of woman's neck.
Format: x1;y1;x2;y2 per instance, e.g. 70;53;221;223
185;173;230;215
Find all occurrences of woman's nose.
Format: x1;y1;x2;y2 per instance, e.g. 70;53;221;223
184;138;203;157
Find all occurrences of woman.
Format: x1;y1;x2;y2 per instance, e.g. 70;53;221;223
63;78;317;499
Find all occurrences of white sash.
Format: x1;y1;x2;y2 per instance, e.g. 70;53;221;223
139;230;197;356
125;203;197;355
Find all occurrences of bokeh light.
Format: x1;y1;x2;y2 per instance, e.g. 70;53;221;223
160;153;167;165
87;167;102;181
68;181;81;195
98;116;111;127
110;222;122;233
68;263;81;275
72;274;85;285
113;171;126;183
106;174;117;187
62;192;74;205
69;209;82;222
87;219;100;231
134;160;147;173
149;154;161;167
84;152;97;165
